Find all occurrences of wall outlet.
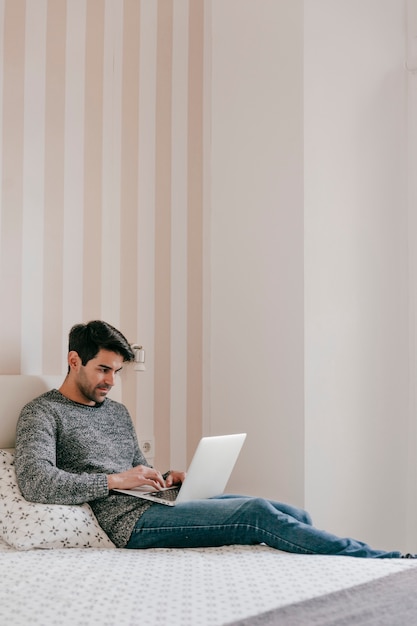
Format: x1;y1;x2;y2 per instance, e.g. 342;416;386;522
140;438;155;458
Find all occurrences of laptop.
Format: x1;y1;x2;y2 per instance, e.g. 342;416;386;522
114;433;247;506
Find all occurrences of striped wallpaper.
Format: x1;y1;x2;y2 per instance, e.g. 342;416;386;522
0;0;204;468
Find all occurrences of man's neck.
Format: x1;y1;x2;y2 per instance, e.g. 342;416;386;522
58;378;96;406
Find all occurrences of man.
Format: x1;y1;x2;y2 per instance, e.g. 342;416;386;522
14;320;414;557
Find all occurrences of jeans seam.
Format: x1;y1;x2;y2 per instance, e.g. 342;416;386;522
135;522;315;555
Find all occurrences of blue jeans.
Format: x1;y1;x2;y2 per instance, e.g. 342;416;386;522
125;494;401;558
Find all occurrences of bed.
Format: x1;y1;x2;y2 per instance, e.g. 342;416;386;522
1;375;417;626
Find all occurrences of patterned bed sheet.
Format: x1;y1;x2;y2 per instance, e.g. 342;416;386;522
1;537;416;626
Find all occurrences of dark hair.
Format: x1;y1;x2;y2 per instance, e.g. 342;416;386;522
68;321;135;366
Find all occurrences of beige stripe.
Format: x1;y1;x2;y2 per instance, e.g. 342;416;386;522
83;0;104;320
120;0;140;419
187;0;204;462
154;0;173;469
0;0;25;373
42;0;66;374
137;0;157;444
170;0;189;469
101;0;123;325
202;0;212;436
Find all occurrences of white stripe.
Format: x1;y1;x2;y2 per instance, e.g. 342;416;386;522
62;0;86;356
102;0;123;325
136;1;157;439
0;0;5;265
21;0;47;373
170;0;189;469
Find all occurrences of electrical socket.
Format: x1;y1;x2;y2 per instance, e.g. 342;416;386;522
140;438;155;458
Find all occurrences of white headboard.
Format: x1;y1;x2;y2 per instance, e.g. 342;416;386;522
0;375;63;449
0;374;122;448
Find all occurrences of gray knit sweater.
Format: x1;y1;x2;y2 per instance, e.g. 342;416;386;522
15;389;155;547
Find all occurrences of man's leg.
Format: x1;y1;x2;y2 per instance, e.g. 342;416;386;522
126;495;401;558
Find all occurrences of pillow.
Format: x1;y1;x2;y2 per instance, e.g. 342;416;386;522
0;449;115;550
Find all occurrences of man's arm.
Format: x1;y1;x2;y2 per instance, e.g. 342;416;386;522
15;395;183;503
15;400;109;505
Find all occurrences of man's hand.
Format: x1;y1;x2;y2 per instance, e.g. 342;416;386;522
165;470;186;488
107;465;165;491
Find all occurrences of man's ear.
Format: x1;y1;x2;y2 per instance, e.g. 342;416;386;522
68;351;81;370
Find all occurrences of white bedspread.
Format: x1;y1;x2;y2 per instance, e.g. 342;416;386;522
1;539;416;626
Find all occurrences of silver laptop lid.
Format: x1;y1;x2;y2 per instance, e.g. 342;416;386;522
114;433;247;505
176;433;247;503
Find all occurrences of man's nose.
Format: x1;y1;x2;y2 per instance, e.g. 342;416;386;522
104;371;115;387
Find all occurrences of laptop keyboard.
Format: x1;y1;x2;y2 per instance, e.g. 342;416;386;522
149;487;180;501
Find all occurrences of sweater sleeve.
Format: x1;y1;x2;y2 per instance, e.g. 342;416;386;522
15;398;109;505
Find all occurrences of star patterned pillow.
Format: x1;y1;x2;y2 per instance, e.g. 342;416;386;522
0;449;115;550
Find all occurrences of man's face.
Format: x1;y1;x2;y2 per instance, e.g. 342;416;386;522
72;349;124;405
